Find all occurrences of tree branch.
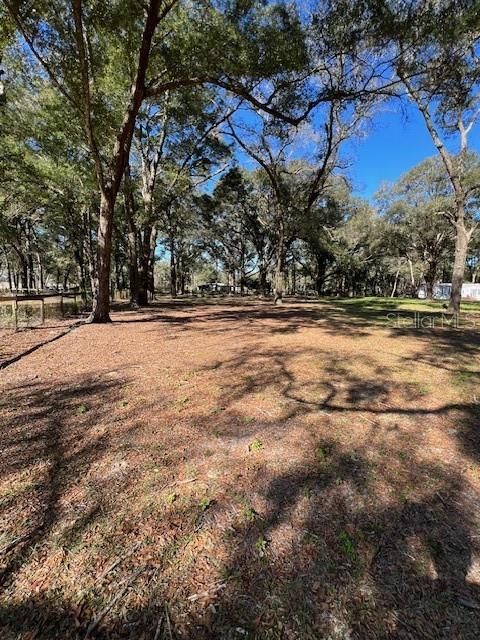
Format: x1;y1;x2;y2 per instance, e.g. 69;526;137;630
72;0;105;190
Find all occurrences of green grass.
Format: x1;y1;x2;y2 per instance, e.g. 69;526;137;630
242;504;258;522
452;369;479;387
249;438;263;452
77;403;89;415
338;530;357;563
314;296;480;329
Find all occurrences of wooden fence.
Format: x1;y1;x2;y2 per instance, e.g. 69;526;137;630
0;292;82;330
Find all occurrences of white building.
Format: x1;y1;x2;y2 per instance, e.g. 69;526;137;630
418;282;480;301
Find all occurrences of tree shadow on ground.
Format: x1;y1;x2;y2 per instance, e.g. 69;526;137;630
193;458;480;639
0;370;186;639
1;301;480;638
2;362;479;639
110;297;480;345
0;376;133;587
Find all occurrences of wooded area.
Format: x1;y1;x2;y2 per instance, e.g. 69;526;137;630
1;0;479;319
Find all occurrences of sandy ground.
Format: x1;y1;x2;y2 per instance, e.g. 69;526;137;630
1;298;480;639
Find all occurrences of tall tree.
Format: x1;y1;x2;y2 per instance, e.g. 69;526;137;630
338;0;480;311
379;157;455;297
4;0;311;321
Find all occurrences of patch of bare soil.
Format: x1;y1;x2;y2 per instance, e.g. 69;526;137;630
1;298;480;639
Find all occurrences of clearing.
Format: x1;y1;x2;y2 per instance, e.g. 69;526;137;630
1;298;480;639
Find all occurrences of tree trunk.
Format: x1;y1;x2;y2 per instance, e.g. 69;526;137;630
7;261;13;291
315;253;327;296
273;218;286;305
63;266;70;291
240;246;246;295
127;227;139;307
138;228;151;305
27;252;35;290
258;254;268;297
77;258;87;303
37;252;44;290
170;238;177;297
147;227;156;300
180;262;186;295
449;215;470;314
137;225;157;304
20;258;28;290
391;269;400;298
408;257;415;288
124;166;140;307
89;192;114;323
424;260;437;300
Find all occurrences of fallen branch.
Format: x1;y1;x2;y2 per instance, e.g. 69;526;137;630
164;605;173;640
0;533;31;555
83;567;144;640
153;613;164;640
97;541;142;583
458;596;480;611
160;477;198;491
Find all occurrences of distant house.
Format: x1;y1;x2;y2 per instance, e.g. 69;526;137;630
197;282;241;294
418;282;480;301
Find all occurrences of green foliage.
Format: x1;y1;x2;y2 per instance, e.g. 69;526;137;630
255;536;268;557
315;445;332;467
302;486;312;499
249;438;263;452
198;497;213;511
452;369;477;387
1;0;478;306
165;492;177;505
77;403;89;415
243;504;258;522
338;530;357;563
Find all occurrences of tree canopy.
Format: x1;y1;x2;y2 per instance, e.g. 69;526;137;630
1;0;479;314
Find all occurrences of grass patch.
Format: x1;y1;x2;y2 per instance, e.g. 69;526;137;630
249;438;263;452
77;403;89;415
338;530;357;563
452;369;478;386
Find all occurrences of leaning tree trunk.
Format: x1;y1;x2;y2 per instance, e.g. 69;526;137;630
449;215;470;315
390;268;400;298
90;192;114;323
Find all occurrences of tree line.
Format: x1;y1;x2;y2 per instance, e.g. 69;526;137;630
0;0;479;320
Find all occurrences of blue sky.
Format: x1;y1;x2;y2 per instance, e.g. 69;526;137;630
345;102;480;201
229;100;480;204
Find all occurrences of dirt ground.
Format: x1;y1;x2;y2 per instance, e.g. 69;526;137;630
1;297;480;639
0;319;79;367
